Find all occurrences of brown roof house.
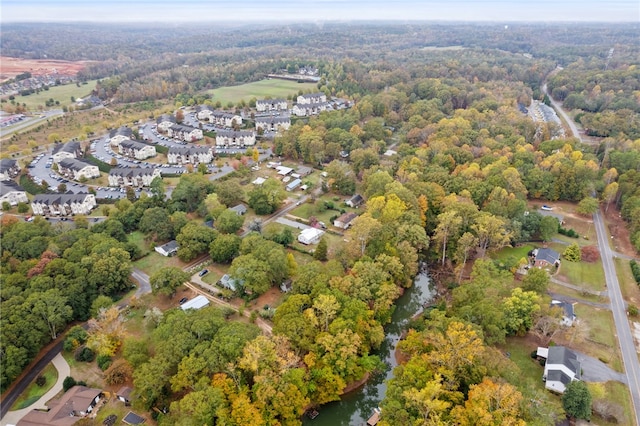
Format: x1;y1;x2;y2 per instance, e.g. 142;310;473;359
18;386;103;426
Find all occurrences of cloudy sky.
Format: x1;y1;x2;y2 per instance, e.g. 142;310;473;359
2;0;639;23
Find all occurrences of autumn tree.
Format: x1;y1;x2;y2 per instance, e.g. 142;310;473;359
87;306;125;357
503;288;540;336
451;378;526;426
563;243;581;262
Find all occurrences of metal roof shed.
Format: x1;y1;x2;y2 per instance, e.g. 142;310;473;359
180;295;210;311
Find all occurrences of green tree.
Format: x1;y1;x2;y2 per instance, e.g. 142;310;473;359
17;202;29;213
325;160;356;195
433;210;463;265
248;178;285;215
209;234;241;263
215;179;245;207
539;216;559;242
139;207;173;241
216;209;245;234
521;267;549;294
314;238;328;261
150;267;190;297
90;295;114;318
176;222;218;262
503;288;540;336
577;197;599;216
562;380;592;421
27;289;73;339
563;243;582;262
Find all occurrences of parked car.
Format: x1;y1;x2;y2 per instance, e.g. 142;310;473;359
199;269;209;277
179;297;188;305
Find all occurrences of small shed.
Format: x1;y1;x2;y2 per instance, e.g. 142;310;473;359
296;166;313;176
117;386;133;405
346;194;364;208
181;295;210;311
334;212;358;229
298;228;324;245
154;240;179;257
229;204;247;215
276;166;293;176
252;177;266;185
286;178;302;191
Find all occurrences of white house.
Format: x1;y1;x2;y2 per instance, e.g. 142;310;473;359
109;127;133;147
156;114;176;132
57;158;100;180
292;102;329;117
155;240;179;257
286;178;302;191
210;110;242;128
219;274;241;291
196;105;214;121
52;141;82;163
550;300;577;327
0;159;20;181
167;146;213;165
0;181;28;208
119;140;157;160
255;115;291;133
297;93;327;104
181;295;210;311
298;227;324;245
31;193;97;216
334;212;358;229
108;167;161;187
346;194;364;208
215;130;256;147
168;124;203;142
256;98;288;112
539;346;582;394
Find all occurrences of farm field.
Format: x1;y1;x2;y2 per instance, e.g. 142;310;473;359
11;80;98;110
206;79;317;106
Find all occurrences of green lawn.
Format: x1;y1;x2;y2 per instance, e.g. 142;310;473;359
206;79;317;106
13;80;98;110
492;244;534;262
289;195;358;227
598;381;635;426
133;251;185;276
10;363;58;410
572;304;622;372
127;231;150;258
614;257;640;304
557;258;606;292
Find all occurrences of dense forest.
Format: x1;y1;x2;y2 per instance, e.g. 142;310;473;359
1;22;639;425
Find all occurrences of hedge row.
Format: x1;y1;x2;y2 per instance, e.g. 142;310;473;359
85;154;113;173
631;260;640;285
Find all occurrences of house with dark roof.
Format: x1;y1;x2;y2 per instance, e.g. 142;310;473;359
52;141;82;163
17;385;103;426
296;166;313;177
551;300;577;327
255;115;291;133
57;158;100;180
119;140;157;160
533;247;560;268
346;194;364;208
0;180;28;208
109;127;133;147
215;130;256;147
539;346;581;394
0;158;20;180
292;102;329;117
167;124;203;142
209;110;243;128
256;98;288;112
108;167;161;187
156;114;176;132
31;193;97;216
334;212;358;229
167;146;213;165
155;240;179;257
117;386;133;405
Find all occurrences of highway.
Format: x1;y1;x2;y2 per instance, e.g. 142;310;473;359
593;211;640;424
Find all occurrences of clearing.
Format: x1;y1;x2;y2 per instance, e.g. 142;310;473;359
0;57;89;83
206;79;317;105
10;80;98;110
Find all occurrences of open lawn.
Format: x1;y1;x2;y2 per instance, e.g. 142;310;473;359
290;195;359;227
556;258;606;292
133;251;185;276
569;305;622;372
10;363;58;410
597;381;635;426
548;282;609;304
206;79;317;106
492;244;534;263
127;231;150;258
614;257;640;306
12;80;98;110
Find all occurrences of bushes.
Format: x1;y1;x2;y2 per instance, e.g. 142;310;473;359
35;375;46;387
581;246;600;263
97;354;112;371
74;346;95;362
630;260;640;285
558;226;579;238
64;326;88;352
63;376;77;392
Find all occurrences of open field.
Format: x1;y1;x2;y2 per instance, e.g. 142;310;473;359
570;305;622;372
133;251;186;276
10;80;98;110
206;79;317;105
0;57;88;82
556;257;606;292
614;257;640;307
9;363;58;410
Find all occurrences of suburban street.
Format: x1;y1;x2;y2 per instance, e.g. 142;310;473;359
593;210;640;424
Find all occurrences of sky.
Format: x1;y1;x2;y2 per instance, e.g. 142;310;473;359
2;0;639;23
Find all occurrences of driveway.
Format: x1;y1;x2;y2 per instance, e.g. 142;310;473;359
275;217;310;230
1;353;70;426
575;351;627;384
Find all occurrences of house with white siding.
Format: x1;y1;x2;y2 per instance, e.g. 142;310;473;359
255;115;291;133
119;140;157;160
108;167;161;187
168;124;203;142
0;181;28;208
297;93;327;104
256;98;288;112
210;110;242;128
0;159;20;181
215;130;256;147
539;346;582;394
167;146;213;165
196;105;214;121
52;141;82;163
57;158;100;180
109;127;133;147
31;193;97;216
156;114;176;132
292;102;329;117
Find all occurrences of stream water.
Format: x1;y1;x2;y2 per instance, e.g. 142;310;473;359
302;267;435;425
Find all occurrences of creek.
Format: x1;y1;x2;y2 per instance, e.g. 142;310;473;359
303;266;435;425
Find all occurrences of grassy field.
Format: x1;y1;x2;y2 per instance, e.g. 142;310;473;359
207;79;317;106
10;363;58;410
133;251;185;276
492;244;534;262
598;381;635;425
557;258;606;292
12;80;98;110
614;257;640;305
572;304;622;372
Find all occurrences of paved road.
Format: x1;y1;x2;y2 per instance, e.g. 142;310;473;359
542;82;582;141
1;354;71;426
131;268;151;297
594;210;640;424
